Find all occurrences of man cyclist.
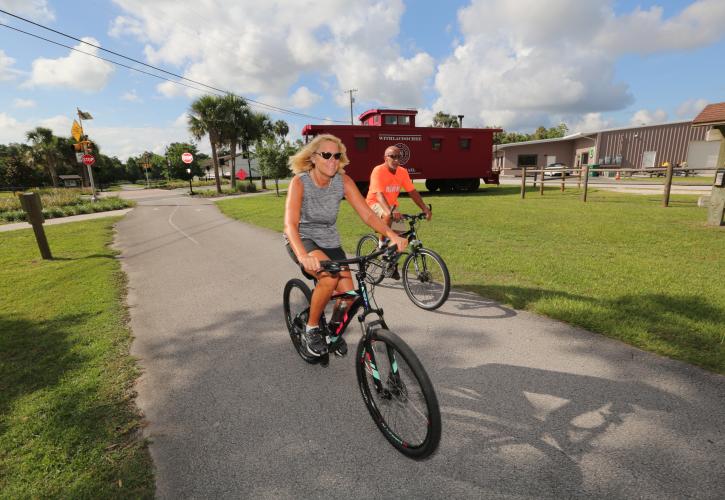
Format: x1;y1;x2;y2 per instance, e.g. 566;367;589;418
284;134;407;357
365;145;432;278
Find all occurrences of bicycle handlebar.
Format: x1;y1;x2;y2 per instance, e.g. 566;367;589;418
399;203;432;221
320;245;398;274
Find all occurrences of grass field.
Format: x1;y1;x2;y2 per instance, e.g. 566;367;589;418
0;219;154;498
217;184;724;373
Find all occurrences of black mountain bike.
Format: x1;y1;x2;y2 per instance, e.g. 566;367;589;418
355;205;451;310
282;246;442;460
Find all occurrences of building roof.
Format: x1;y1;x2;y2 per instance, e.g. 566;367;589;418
692;102;725;127
496;120;692;149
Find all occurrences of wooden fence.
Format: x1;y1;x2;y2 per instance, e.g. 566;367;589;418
517;166;719;207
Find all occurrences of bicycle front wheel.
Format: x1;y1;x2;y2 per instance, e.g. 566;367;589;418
402;248;450;310
355;234;386;285
283;279;321;364
356;329;441;459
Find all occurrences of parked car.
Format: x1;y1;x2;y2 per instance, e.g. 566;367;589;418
543;163;569;177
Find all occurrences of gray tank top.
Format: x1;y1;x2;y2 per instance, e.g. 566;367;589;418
297;171;344;248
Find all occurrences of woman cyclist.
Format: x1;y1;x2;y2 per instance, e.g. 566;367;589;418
284;134;407;357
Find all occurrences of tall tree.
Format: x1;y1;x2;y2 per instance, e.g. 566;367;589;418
188;95;224;193
218;94;250;190
431;111;460;128
256;136;294;197
25;127;61;187
238;110;271;188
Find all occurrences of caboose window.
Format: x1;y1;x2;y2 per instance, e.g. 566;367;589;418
398;115;410;125
431;138;442;151
355;137;368;150
459;138;471;150
374;115;380;124
384;115;398;125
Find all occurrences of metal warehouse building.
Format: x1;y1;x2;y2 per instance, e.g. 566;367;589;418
493;120;715;176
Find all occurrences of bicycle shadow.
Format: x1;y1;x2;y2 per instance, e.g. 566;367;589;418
435;363;688;498
370;281;516;319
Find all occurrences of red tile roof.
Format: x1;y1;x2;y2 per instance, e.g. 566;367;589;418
692;102;725;126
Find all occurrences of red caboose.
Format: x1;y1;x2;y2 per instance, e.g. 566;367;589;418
302;109;501;194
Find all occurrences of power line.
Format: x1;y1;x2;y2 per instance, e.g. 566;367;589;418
0;8;348;123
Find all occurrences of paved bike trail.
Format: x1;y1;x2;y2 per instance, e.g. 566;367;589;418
114;191;724;499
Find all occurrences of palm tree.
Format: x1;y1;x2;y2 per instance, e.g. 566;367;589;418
26;127;61;187
239;111;271;188
218;94;250;190
188;95;224;193
273;120;289;141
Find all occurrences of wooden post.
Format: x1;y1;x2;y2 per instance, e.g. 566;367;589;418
532;171;537;188
561;169;565;192
540;169;545;195
663;163;674;207
581;166;589;202
19;192;52;259
520;167;527;199
577;167;582;189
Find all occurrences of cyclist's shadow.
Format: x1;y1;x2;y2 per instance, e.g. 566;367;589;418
435;363;687;497
371;282;516;319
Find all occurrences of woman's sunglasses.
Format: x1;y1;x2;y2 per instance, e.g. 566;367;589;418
315;152;342;160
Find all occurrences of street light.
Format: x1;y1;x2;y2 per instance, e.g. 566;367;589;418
186;167;194;195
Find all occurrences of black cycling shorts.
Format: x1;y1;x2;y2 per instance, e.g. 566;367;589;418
285;239;347;265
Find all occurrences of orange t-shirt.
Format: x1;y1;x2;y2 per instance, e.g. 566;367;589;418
365;164;415;208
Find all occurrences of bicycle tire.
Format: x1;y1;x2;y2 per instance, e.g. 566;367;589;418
283;279;322;364
402;248;450;310
355;329;441;459
355;234;386;285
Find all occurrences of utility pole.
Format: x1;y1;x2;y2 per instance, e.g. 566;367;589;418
344;88;358;125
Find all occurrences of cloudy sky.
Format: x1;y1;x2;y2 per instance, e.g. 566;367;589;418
0;0;724;160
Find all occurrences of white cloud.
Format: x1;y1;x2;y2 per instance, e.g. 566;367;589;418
13;98;36;108
0;49;20;81
289;86;321;109
567;113;614;134
121;90;141;102
430;0;725;131
594;0;725;54
24;37;114;91
0;0;55;23
675;98;709;119
0;112;70;145
110;0;434;114
0;110;196;160
629;108;668;126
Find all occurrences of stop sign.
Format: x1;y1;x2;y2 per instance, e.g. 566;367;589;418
82;154;95;166
182;152;193;164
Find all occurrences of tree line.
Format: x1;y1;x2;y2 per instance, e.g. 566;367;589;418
0;94;296;192
431;111;569;144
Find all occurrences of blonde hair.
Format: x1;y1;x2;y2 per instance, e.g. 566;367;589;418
289;134;349;175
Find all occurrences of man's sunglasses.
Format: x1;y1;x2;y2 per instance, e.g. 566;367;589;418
315;152;342;160
386;154;402;160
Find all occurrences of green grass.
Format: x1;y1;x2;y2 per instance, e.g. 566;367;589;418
217;184;725;373
0;189;135;224
0;219;154;498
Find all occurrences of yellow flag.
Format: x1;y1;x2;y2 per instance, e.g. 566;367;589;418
71;120;83;141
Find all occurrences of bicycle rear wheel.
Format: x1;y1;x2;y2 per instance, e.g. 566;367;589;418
356;329;441;459
355;234;386;285
402;248;450;310
283;279;321;364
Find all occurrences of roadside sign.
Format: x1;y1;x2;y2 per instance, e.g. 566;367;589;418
182;152;193;164
82;154;95;166
75;152;84;163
